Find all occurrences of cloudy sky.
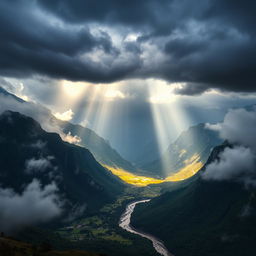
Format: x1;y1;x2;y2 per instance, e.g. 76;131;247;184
0;0;256;162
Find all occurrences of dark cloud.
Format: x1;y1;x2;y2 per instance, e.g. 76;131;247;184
37;0;173;29
0;1;114;56
173;83;209;95
0;0;139;83
164;39;208;59
124;42;142;54
203;0;256;35
163;25;256;93
0;0;255;93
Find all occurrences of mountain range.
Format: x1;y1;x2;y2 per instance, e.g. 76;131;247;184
1;86;221;180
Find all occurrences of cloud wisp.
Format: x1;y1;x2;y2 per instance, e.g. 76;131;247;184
203;108;256;187
0;179;62;233
25;156;55;174
0;93;81;145
54;109;74;121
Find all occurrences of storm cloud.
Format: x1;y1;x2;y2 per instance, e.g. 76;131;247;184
0;0;255;93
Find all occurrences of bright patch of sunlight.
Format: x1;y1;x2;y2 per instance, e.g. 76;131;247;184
148;81;178;104
104;158;203;187
62;132;81;144
54;109;74;121
125;33;140;42
179;149;187;158
104;165;165;186
61;80;87;98
165;160;203;182
183;153;200;165
105;89;125;100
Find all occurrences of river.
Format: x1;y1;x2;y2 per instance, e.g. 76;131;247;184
119;199;174;256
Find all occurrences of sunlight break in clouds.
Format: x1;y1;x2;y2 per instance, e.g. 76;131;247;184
61;80;88;99
105;89;126;100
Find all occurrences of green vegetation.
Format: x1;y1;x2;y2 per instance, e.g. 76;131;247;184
16;186;162;256
55;187;161;245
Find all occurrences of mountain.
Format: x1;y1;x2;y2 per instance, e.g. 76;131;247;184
0;111;124;220
0;87;24;103
132;143;256;256
142;123;222;177
0;86;136;172
57;120;136;171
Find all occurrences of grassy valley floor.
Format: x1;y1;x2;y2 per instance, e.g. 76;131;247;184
103;155;203;186
17;186;162;256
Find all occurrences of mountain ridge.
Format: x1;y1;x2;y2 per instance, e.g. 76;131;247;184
0;110;125;229
141;123;222;177
0;86;136;172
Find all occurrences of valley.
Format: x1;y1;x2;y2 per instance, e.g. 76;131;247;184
0;1;255;255
0;87;256;256
0;87;210;256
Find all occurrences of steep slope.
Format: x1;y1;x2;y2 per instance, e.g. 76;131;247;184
57;120;136;171
132;143;256;256
142;123;222;177
0;111;124;218
0;86;135;172
0;87;24;103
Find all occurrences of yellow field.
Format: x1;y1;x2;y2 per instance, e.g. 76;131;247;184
104;155;203;186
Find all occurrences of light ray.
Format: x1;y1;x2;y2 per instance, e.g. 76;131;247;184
148;81;191;176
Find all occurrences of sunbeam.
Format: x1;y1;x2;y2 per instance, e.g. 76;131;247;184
50;78;211;181
148;81;192;176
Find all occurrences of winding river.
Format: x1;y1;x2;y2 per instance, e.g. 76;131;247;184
119;199;174;256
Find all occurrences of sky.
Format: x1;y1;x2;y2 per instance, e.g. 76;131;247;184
0;0;256;162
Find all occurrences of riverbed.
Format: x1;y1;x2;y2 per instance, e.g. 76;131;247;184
119;199;174;256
